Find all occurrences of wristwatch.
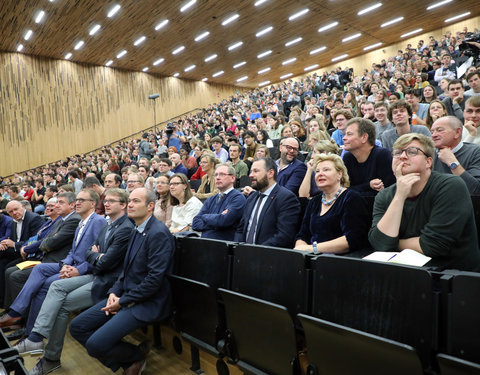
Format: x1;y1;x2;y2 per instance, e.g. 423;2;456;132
450;162;459;170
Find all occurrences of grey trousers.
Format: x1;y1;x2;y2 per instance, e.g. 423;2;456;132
32;275;94;361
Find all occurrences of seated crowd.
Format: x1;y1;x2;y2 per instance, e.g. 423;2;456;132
0;27;480;375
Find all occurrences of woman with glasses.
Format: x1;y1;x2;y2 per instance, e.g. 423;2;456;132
169;173;203;233
154;174;173;228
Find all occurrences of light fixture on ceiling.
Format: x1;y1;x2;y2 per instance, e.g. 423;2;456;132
194;31;210;42
35;10;45;23
426;0;453;10
280;73;293;79
318;21;338;33
205;54;217;62
357;2;382;15
282;58;296;65
107;4;121;18
142;67;149;72
105;60;113;66
259;80;270;86
310;46;326;55
89;24;101;36
173;72;180;77
364;42;383;51
401;28;423;38
65;52;72;59
237;76;248;82
17;44;24;52
445;12;471;23
285;37;302;47
233;61;246;69
258;67;271;74
212;70;224;77
256;26;273;37
332;54;348;62
74;41;84;50
172;46;185;54
222;14;239;26
153;58;164;65
202;78;208;82
257;50;272;58
116;50;127;58
381;17;404;27
304;64;319;71
289;8;309;21
254;0;269;6
342;33;361;43
228;41;243;50
24;30;33;41
155;20;169;30
134;36;146;46
184;64;196;72
180;0;197;12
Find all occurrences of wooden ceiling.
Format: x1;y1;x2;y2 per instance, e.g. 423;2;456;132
0;0;479;88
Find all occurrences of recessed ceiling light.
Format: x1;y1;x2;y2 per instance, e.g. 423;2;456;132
194;31;210;42
332;54;348;62
172;46;185;54
89;24;101;36
342;33;361;42
24;30;33;41
212;70;224;77
153;58;164;65
256;26;273;37
184;64;196;72
233;61;246;69
258;67;271;74
257;50;272;58
285;37;302;47
289;8;309;21
222;14;239;26
427;0;452;10
205;54;217;62
173;72;180;77
318;22;338;33
280;73;293;79
142;67;149;72
155;19;169;31
180;0;197;12
304;64;319;71
107;4;121;18
116;50;127;58
357;2;382;15
381;17;404;27
17;44;24;52
202;78;208;82
310;46;326;55
364;42;383;51
65;52;72;59
259;80;270;86
35;10;45;23
445;12;471;22
105;60;113;66
254;0;268;6
134;36;146;46
282;58;296;65
401;28;422;38
228;41;243;50
74;41;84;50
237;76;248;82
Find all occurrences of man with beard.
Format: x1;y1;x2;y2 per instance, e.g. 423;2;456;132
276;137;307;196
235;157;300;248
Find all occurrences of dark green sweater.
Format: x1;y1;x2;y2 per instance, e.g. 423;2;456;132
369;171;480;272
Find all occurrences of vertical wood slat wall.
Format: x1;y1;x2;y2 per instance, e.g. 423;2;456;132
0;53;238;176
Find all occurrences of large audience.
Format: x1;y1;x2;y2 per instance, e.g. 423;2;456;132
0;26;480;375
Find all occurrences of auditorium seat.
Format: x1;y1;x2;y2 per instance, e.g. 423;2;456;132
437;354;480;375
0;330;28;374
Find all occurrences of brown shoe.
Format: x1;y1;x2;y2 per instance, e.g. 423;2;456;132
123;360;146;375
0;314;22;328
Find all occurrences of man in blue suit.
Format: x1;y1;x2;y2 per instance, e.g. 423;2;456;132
276;137;308;196
235;157;301;249
192;164;246;240
0;189;106;331
0;212;12;242
70;187;175;374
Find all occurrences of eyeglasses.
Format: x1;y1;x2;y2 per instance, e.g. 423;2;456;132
169;182;184;186
281;144;299;152
104;199;121;205
127;180;140;184
392;147;428;158
75;198;94;203
214;173;233;178
157;181;169;185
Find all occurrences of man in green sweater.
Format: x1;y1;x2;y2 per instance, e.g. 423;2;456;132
369;133;480;272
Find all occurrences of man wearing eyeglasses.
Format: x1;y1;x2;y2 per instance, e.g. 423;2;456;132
369;133;480;272
0;189;106;331
276;137;307;196
192;164;246;240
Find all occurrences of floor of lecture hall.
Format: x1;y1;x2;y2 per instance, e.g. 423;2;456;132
18;327;194;375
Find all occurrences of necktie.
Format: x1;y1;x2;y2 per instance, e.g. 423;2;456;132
75;222;85;246
246;194;265;244
218;193;225;203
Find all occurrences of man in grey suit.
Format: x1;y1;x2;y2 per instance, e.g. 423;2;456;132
4;192;80;308
15;188;133;375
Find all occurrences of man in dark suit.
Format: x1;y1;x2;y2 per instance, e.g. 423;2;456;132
0;200;45;305
276;137;308;196
235;157;301;248
0;212;12;242
70;187;175;375
4;192;80;308
15;188;133;374
192;164;246;240
0;189;106;333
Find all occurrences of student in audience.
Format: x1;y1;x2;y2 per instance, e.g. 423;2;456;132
373;102;393;139
331;110;353;148
229;143;249;178
169;174;203;233
369;133;480;272
405;89;429;125
70;188;175;375
431;116;480;194
194;154;219;200
420;85;438;104
235;157;300;248
462;96;480;144
276;137;307;196
295;154;370;253
192;164;246;240
464;70;480;97
153;175;173;228
442;79;471;123
126;173;144;193
255;145;271;159
425;100;448;129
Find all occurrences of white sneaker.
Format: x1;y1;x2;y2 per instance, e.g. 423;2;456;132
13;338;44;355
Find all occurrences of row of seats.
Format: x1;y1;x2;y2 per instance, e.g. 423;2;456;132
0;330;28;374
165;237;480;375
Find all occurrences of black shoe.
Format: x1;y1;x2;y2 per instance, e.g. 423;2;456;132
6;327;26;341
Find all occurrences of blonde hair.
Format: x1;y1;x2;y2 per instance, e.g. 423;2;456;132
393;133;434;158
313;153;350;188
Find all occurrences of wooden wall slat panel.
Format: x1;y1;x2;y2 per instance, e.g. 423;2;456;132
0;53;237;176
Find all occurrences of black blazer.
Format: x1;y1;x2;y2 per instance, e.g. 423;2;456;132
40;212;81;263
235;184;301;248
85;214;134;304
11;211;45;251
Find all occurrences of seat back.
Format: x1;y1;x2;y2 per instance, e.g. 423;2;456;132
437;354;480;375
219;288;297;375
298;313;424;375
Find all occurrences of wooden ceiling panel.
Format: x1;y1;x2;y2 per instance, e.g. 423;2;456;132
0;0;479;88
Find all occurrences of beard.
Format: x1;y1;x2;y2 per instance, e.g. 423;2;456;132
252;174;269;191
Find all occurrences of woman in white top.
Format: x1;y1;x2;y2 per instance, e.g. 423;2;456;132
169;173;203;233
